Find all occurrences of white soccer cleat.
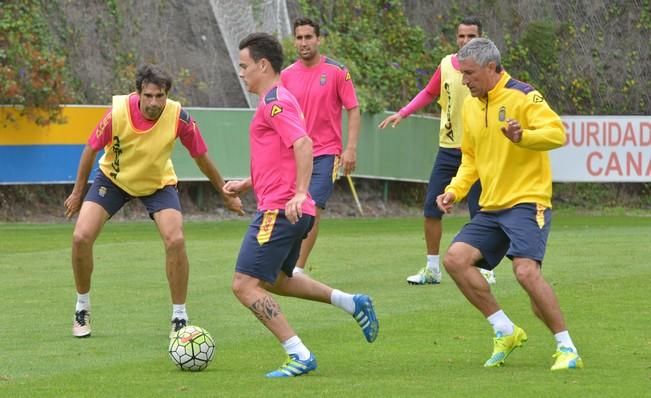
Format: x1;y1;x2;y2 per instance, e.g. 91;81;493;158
480;268;496;285
406;267;441;285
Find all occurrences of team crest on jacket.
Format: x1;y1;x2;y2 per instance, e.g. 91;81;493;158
320;73;327;86
270;104;283;117
498;106;506;122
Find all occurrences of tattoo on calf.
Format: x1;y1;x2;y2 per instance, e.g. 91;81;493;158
249;295;281;322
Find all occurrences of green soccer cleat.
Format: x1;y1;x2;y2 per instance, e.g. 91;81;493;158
483;325;528;367
551;347;584;371
266;354;317;378
406;267;441;285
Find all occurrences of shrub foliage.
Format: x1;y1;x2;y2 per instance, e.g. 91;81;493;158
0;0;74;125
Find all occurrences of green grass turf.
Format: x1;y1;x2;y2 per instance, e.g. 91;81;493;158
0;214;649;397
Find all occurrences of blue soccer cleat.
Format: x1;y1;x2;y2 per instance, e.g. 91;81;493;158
353;294;379;343
265;353;317;378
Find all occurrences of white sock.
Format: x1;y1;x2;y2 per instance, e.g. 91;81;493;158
554;330;577;353
426;255;440;273
172;304;187;321
76;293;90;312
282;335;311;360
293;267;305;275
330;289;356;314
487;310;514;336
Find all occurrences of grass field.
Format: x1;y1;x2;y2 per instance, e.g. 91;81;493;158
1;214;649;397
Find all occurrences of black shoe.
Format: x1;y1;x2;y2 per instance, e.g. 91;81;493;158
169;317;188;338
72;309;91;338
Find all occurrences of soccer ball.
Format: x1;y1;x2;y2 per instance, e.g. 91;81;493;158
168;325;216;371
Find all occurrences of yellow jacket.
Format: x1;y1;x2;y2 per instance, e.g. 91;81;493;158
445;72;566;211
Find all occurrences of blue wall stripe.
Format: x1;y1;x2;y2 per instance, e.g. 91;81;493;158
0;145;99;184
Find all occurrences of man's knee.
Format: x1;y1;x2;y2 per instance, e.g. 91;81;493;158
231;273;261;303
231;274;248;301
72;226;97;248
443;243;475;273
512;259;541;285
162;231;185;252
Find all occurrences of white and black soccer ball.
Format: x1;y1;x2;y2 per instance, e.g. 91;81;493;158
168;325;216;371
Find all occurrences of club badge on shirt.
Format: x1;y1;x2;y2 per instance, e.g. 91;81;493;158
320;73;327;86
270;104;283;117
499;106;506;122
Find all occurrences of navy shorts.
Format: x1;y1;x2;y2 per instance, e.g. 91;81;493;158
84;170;181;219
235;210;315;284
424;147;481;219
451;203;552;270
309;154;339;209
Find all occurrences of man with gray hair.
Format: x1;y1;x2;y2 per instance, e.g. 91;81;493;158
436;38;583;371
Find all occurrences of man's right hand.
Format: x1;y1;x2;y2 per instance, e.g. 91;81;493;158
64;192;83;219
378;113;403;129
222;180;249;197
222;180;249;216
436;191;456;214
224;195;245;216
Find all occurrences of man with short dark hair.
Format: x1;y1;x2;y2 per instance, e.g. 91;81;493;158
379;17;495;286
224;32;378;378
65;64;243;338
281;17;361;274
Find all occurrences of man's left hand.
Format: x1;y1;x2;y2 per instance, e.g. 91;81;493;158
501;118;523;143
341;148;357;176
285;193;307;224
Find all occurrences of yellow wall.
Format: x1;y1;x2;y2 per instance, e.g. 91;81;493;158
0;106;109;145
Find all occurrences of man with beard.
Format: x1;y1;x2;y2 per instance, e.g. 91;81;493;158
64;64;243;338
281;17;361;275
379;17;496;286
